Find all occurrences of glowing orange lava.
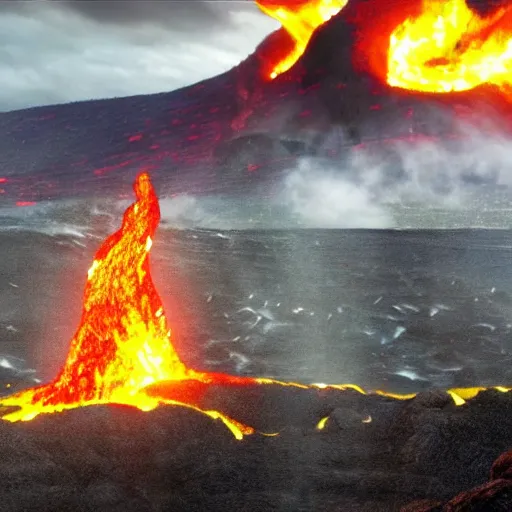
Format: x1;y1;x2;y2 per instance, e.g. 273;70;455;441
255;0;512;98
0;173;255;439
256;0;347;79
387;0;512;95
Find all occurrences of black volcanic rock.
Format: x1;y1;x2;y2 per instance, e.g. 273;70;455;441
0;385;511;511
405;451;512;511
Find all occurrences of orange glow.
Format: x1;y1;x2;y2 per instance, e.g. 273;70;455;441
387;0;512;95
254;0;512;99
256;0;347;79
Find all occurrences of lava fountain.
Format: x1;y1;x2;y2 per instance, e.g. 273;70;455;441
0;174;255;439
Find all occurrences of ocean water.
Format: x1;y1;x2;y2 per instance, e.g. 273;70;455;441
1;191;512;396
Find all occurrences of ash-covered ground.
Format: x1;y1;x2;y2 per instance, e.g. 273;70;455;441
1;385;511;512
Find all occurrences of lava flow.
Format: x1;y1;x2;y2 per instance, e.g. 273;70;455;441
257;0;512;98
386;0;512;94
256;0;347;79
0;173;255;439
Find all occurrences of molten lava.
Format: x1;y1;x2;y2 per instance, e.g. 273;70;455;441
387;0;512;94
256;0;512;98
256;0;347;79
0;173;255;438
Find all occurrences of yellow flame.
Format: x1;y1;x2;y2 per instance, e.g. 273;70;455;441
316;416;329;430
387;0;512;94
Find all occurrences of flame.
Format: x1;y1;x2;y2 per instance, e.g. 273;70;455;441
256;0;347;79
0;173;254;439
387;0;512;94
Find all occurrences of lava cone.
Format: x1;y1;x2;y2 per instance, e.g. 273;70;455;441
0;174;257;438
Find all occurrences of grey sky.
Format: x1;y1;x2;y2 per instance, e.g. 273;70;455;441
0;1;278;112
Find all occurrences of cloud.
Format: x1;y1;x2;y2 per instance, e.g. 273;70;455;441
0;1;278;111
4;0;252;31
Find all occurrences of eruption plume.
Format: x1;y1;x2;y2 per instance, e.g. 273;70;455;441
257;0;512;101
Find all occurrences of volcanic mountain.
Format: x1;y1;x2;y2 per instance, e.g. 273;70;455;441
2;3;512;510
2;0;512;206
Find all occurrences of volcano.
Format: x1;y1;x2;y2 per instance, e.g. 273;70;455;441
1;0;512;205
2;2;512;510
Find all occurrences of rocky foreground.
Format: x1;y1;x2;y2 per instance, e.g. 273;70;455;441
0;383;511;511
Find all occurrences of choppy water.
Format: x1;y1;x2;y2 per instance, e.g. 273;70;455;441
1;208;512;395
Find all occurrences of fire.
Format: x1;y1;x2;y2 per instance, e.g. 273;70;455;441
387;0;512;94
256;0;347;79
255;0;512;98
0;173;255;439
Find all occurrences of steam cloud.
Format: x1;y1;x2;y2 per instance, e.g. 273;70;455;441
278;131;512;229
153;125;512;230
2;125;512;233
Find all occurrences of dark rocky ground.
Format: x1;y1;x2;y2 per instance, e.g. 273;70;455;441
0;384;511;511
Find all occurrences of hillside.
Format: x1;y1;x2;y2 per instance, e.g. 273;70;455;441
1;0;512;204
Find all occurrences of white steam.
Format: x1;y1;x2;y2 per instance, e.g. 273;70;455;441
277;128;512;229
153;128;512;230
277;161;392;228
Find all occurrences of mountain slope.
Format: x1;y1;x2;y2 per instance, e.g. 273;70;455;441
1;0;512;204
